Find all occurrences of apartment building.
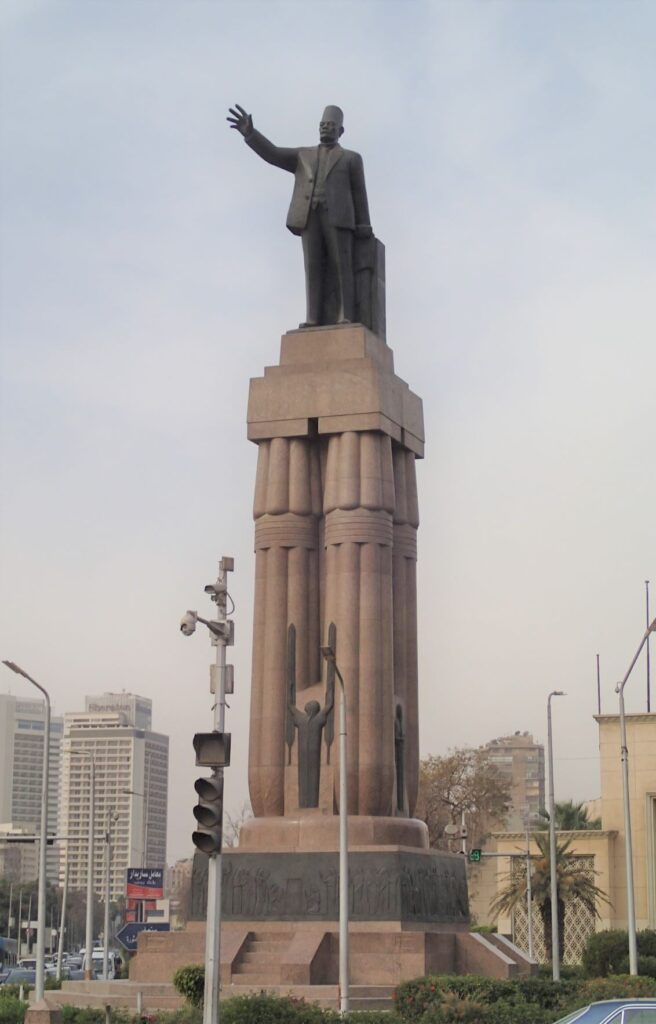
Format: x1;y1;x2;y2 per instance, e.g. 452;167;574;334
484;731;545;830
0;693;63;883
59;692;169;901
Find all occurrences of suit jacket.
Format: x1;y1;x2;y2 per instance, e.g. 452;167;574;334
244;128;371;237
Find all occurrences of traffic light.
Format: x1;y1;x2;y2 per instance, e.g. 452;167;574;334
192;772;224;854
468;848;482;863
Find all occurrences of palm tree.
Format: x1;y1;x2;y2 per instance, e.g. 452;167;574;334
490;832;609;959
537;800;602;830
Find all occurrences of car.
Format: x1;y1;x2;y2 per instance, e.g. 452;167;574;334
554;1000;656;1023
0;968;37;986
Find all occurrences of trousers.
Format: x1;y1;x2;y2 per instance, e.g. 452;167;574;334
301;202;355;325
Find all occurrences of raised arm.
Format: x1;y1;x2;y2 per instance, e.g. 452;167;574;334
227;103;298;174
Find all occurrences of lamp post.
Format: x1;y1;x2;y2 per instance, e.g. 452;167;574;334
2;661;51;1002
102;808;119;980
320;640;349;1016
547;689;565;981
522;810;534;961
72;748;96;980
122;788;148;867
56;852;69;981
615;615;656;975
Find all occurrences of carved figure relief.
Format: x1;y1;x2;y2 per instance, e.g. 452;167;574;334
285;622;335;807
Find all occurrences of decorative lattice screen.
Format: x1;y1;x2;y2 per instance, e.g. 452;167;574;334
510;855;596;965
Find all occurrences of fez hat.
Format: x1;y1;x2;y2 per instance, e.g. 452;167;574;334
322;105;344;127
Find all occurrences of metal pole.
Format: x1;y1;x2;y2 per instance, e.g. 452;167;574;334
103;810;111;980
320;642;349;1016
85;757;95;980
619;688;638;975
7;884;12;942
596;654;601;717
547;690;564;981
615;616;656;976
1;662;51;1001
646;581;651;713
142;761;150;868
17;890;23;961
202;559;230;1024
337;666;349;1016
56;853;69;981
525;819;534;960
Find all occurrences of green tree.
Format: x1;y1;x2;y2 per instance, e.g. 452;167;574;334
417;747;512;851
537;800;601;831
490;832;609;958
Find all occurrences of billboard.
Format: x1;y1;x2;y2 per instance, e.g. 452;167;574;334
126;867;164;900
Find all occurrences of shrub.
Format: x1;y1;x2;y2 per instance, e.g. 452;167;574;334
575;974;656;1002
60;1007;105;1024
172;965;205;1008
583;929;656;978
220;993;328;1023
582;930;631;977
0;997;26;1024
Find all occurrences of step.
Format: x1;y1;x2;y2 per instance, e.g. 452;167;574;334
241;951;281;965
249;940;287;952
233;962;281;977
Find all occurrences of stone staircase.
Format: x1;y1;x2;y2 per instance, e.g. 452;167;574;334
231;930;292;986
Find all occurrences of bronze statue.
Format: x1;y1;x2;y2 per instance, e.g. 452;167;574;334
285;623;335;808
227;103;372;328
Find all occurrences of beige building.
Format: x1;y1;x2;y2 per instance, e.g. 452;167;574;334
59;693;169;901
484;732;545;830
476;711;656;962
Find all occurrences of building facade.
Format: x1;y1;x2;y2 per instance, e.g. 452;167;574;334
485;732;545;830
59;693;169;901
0;693;63;883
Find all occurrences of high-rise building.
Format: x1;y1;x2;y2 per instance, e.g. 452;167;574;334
59;692;169;901
484;731;545;830
0;693;63;883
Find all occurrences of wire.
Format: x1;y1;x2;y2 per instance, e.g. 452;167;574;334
226;591;236;615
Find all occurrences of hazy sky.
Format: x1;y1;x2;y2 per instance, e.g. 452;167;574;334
1;0;655;864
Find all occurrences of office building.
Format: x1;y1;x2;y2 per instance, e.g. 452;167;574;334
59;692;169;901
0;693;63;883
484;731;545;830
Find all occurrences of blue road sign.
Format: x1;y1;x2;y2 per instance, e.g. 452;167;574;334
115;921;170;953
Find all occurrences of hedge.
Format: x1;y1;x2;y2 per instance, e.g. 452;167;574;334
582;929;656;977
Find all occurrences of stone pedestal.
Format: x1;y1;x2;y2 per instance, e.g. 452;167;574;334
246;324;424;824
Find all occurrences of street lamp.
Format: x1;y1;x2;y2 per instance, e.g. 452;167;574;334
122;787;149;867
72;748;96;980
2;661;51;1003
615;615;656;975
320;639;349;1016
547;689;565;981
102;808;119;980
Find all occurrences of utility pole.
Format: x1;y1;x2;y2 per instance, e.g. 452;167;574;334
183;557;235;1024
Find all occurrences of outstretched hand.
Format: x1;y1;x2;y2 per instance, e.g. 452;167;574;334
227;104;253;137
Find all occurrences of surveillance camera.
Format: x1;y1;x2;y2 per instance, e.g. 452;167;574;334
204;581;227;598
180;611;198;636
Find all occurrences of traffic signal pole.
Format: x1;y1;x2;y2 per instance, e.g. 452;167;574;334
204;602;225;1024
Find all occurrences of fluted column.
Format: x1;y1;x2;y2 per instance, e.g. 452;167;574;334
323;430;396;816
392;448;420;815
249;437;320;816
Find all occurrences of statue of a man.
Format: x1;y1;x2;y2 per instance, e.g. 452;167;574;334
227;103;372;328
